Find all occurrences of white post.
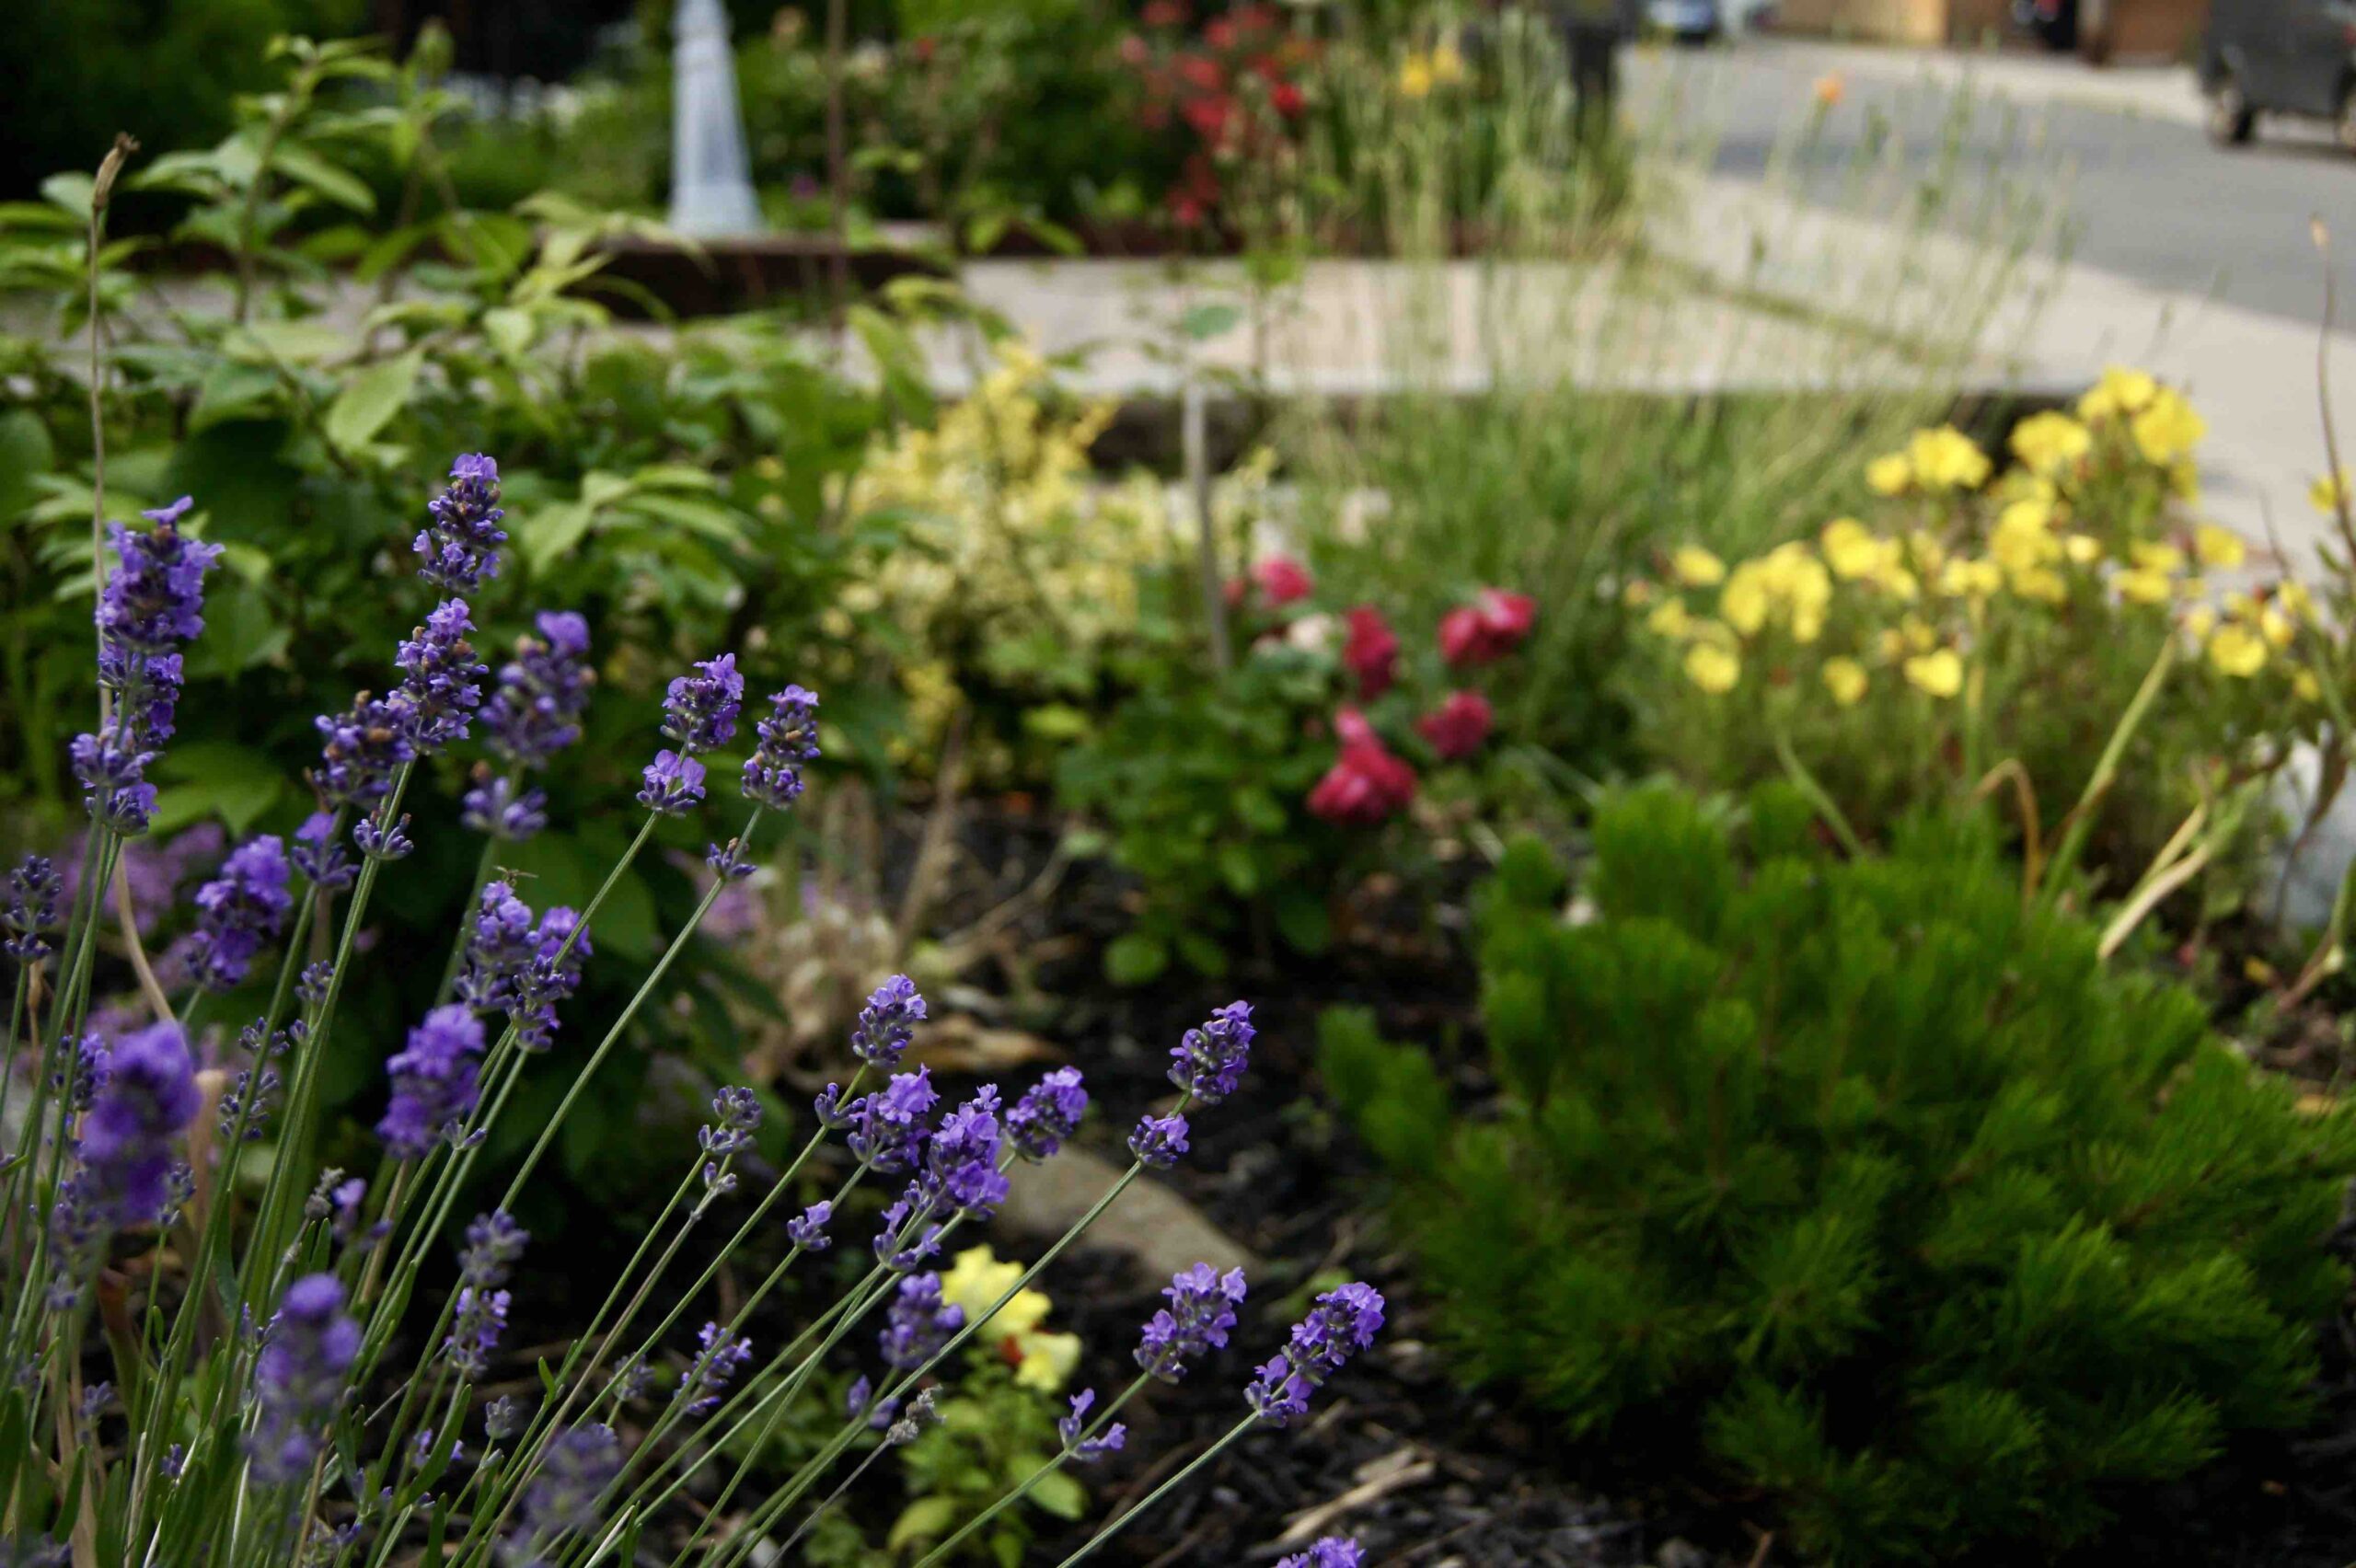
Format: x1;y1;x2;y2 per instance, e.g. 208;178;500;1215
668;0;765;236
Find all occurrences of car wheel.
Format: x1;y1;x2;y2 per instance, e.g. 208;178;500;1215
2207;75;2255;146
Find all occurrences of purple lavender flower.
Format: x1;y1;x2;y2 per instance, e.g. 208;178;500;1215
75;1021;199;1229
482;611;594;769
504;1423;620;1558
1007;1066;1088;1162
879;1273;964;1369
70;725;158;836
291;813;354;891
456;881;538;1014
1127;1112;1189;1170
1246;1282;1385;1427
699;1087;762;1159
414;455;506;594
851;974;926;1070
676;1322;754;1417
460;1210;529;1285
1169;1000;1254;1104
1058;1389;1127;1464
376;1005;485;1159
391;599;486;753
1276;1539;1366;1568
313;696;416;812
460;772;548;842
872;1183;945;1273
99;507;221;653
662;653;744;755
516;905;589;1052
926;1085;1008;1217
814;1082;855;1130
787;1201;833;1251
741;684;819;809
5;854;63;964
638;749;705;815
446;1286;511;1378
849;1067;937;1173
352;814;415;860
485;1397;525;1443
1137;1263;1247;1383
187;836;293;991
248;1274;362;1484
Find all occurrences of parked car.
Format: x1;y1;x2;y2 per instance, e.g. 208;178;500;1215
1648;0;1721;42
2200;0;2356;148
2013;0;2079;50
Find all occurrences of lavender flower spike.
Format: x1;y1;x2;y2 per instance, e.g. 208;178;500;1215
391;598;487;753
75;1020;200;1229
638;749;705;815
414;454;506;594
1169;1000;1255;1104
313;695;416;813
742;683;819;809
5;854;63;963
1137;1262;1247;1383
504;1424;622;1559
1008;1066;1088;1162
1059;1389;1127;1464
248;1274;362;1484
375;1005;486;1159
676;1322;754;1416
1127;1111;1189;1170
879;1272;964;1369
101;502;221;652
187;835;294;991
787;1201;834;1251
1246;1282;1386;1427
851;974;926;1069
662;652;745;754
1277;1539;1367;1568
482;610;595;769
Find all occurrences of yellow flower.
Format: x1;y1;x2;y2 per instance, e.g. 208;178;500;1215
1936;558;2004;601
2295;669;2324;703
2008;410;2092;476
941;1247;1080;1392
1646;599;1694;639
1822;656;1868;706
1905;426;1992;492
2062;533;2103;565
1672;545;1727;586
2183;605;2217;640
2012;567;2067;603
2260;605;2296;648
2078;366;2157;422
1903;648;1964;698
1623;579;1655;607
1398;52;1434;98
1684;642;1740;693
2207;622;2267;677
2281;580;2317;621
1719;565;1770;636
1865;452;1912;495
1900;615;1937;652
2131;541;2186;574
1819;517;1882;579
1814;72;1845;107
2312;470;2350;514
2193;524;2246;569
1431;40;1466;83
2116;568;2173;605
2131;388;2205;467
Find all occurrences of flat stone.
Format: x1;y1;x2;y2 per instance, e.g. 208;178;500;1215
998;1144;1265;1286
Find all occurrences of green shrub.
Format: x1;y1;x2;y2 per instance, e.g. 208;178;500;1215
1323;782;2356;1563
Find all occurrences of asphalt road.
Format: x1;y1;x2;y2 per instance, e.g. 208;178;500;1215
1632;41;2356;329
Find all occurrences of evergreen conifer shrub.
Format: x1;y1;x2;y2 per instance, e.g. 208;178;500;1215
1322;783;2356;1562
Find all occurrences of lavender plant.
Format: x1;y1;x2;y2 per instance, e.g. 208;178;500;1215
0;455;1382;1565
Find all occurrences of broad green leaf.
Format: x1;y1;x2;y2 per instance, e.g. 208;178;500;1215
885;1497;962;1551
1104;931;1169;986
149;742;285;836
482;306;535;358
519;502;595;573
0;410;55;524
40;173;94;219
228;321;351;364
1029;1468;1087;1519
271;144;376;215
1180;302;1242;341
324;348;422;453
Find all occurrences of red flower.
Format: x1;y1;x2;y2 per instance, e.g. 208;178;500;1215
1269;79;1305;117
1342;605;1399;699
1309;729;1418;827
1438;588;1538;667
1205;17;1237;50
1417;690;1494;760
1178;53;1225;91
1118;32;1149;66
911;34;938;63
1143;0;1189;28
1181;92;1233;141
1254;555;1313;606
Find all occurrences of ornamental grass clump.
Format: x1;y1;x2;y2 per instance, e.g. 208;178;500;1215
1;454;1382;1566
1322;782;2356;1564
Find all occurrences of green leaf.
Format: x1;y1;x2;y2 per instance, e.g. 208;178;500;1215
1028;1467;1087;1519
181;578;288;679
483;306;535;358
519;502;595;573
885;1496;963;1550
149;742;285;836
1180;302;1242;341
324;349;422;454
1217;841;1261;896
1104;931;1170;986
271;143;377;215
1273;885;1332;954
40;173;94;219
0;410;55;525
229;321;351;364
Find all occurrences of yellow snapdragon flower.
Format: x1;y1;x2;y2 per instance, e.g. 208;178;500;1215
1903;648;1964;698
941;1247;1082;1392
2008;410;2092;476
1672;545;1727;586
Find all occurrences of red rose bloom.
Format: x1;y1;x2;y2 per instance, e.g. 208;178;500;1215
1438;588;1538;667
1251;555;1314;607
1178;53;1225;91
1417;690;1494;760
1342;605;1399;699
1270;79;1305;117
1308;731;1418;826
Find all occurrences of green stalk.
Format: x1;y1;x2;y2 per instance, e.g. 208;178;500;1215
1043;1412;1261;1568
910;1372;1152;1568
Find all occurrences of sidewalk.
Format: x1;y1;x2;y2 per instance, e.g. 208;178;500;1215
1729;34;2207;127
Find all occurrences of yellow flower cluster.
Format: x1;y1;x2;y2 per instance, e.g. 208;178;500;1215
939;1246;1082;1392
1397;40;1465;98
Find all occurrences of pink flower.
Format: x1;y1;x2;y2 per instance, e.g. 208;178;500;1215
1438;588;1537;668
1253;555;1314;606
1341;605;1398;699
1417;690;1494;760
1308;712;1416;826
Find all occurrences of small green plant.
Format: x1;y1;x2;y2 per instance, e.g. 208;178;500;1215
1322;782;2356;1563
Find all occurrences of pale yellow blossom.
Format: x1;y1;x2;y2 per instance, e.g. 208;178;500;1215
1903;648;1964;698
1822;657;1868;706
1684;642;1740;693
